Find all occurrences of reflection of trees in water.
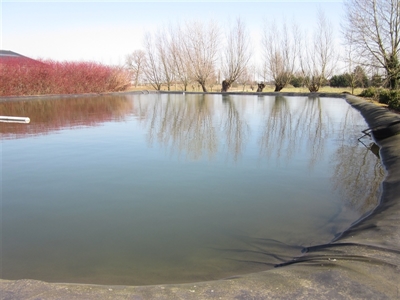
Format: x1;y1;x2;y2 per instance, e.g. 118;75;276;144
139;94;218;160
331;106;384;215
1;95;134;138
136;94;383;265
299;97;332;168
332;143;383;215
259;95;293;161
257;95;383;215
5;94;382;215
230;98;384;266
3;93;383;216
137;94;249;161
221;95;250;161
258;96;331;168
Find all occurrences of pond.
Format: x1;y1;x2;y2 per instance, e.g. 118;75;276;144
0;93;383;286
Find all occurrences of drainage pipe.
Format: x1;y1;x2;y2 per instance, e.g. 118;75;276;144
0;116;30;123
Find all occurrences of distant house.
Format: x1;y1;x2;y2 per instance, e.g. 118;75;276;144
0;50;43;65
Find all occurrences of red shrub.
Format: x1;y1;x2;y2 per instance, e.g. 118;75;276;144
0;59;131;96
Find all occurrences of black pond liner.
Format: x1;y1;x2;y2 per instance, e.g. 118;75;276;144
371;120;400;140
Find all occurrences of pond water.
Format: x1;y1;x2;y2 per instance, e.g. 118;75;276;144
1;93;383;286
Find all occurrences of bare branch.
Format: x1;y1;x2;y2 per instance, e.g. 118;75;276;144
142;32;164;91
221;18;252;92
262;18;299;92
343;0;400;89
180;20;220;92
300;10;337;92
125;50;146;87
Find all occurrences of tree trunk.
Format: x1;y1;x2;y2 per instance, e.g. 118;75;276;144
256;83;265;92
274;83;284;92
308;85;319;92
221;80;231;92
134;70;140;87
306;77;320;92
389;77;398;90
200;82;208;92
387;70;399;90
386;53;399;90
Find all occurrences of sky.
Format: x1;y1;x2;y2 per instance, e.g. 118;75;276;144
1;1;346;66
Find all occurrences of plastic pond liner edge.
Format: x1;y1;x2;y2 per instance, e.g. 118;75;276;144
1;94;399;299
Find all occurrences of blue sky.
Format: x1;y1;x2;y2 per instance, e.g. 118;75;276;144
2;1;345;66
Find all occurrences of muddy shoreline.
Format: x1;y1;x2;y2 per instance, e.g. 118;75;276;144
1;93;399;299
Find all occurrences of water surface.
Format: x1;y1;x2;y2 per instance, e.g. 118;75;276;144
1;94;383;285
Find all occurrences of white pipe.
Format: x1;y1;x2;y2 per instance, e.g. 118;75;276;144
0;116;30;123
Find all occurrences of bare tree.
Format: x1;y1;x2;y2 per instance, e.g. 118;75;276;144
207;70;218;92
155;29;175;91
342;30;359;94
343;0;400;89
300;10;337;92
262;20;300;92
247;64;257;91
256;83;266;92
256;62;269;92
221;18;252;92
125;50;146;87
142;33;164;91
181;20;220;92
353;66;369;88
236;66;252;91
168;24;192;91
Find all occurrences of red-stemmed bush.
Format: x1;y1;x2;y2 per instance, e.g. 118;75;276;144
0;58;131;96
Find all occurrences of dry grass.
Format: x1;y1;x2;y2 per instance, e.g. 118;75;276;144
127;84;365;95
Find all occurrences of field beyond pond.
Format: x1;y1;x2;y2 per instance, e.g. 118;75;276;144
128;84;365;95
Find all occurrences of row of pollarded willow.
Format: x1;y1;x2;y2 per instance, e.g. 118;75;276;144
126;0;399;93
126;15;334;94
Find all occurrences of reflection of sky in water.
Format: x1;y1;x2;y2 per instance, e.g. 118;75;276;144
1;94;383;285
